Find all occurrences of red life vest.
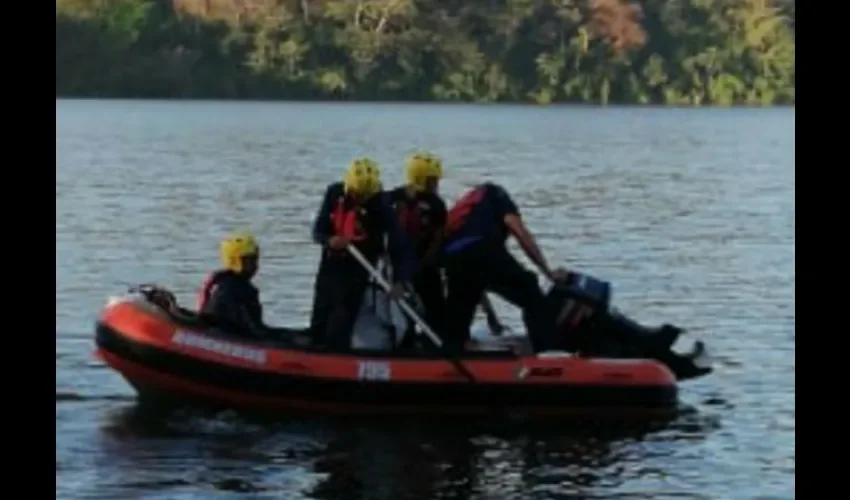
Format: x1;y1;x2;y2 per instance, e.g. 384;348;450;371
446;186;485;235
395;199;422;239
196;271;221;311
330;197;368;242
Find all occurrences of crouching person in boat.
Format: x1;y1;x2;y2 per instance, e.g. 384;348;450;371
442;183;570;352
309;157;416;351
197;232;303;339
384;151;448;346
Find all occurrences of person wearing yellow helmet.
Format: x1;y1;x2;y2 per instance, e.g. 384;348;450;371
310;157;416;350
383;151;449;343
197;232;302;338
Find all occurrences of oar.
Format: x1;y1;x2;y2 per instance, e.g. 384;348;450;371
346;244;477;383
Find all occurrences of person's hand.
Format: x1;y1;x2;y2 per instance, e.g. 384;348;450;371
328;235;349;250
549;267;571;283
388;282;407;300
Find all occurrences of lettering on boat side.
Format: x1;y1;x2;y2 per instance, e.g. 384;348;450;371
172;331;267;365
357;360;392;381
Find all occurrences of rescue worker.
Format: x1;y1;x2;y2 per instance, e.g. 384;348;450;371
384;152;448;345
310;157;416;351
441;182;569;352
197;232;302;338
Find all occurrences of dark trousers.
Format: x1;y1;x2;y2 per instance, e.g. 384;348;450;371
309;257;369;351
443;241;555;352
399;266;446;349
413;266;446;334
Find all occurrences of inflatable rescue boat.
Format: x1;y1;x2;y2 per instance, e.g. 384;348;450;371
94;273;711;416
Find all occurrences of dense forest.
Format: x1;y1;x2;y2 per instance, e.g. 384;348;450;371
56;0;795;105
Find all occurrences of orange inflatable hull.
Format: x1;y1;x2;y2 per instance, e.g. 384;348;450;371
94;301;679;416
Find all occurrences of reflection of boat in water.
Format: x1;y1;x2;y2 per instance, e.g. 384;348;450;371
310;414;683;500
97;404;706;500
94;271;712;417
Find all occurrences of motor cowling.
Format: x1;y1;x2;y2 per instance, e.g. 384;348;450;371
541;271;710;380
545;271;686;358
544;272;612;351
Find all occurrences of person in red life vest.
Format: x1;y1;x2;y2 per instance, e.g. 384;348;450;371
309;157;416;351
384;152;505;343
441;183;570;352
384;152;449;345
197;232;301;338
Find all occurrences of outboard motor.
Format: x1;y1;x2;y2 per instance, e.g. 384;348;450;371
544;272;612;353
544;271;712;380
544;271;681;357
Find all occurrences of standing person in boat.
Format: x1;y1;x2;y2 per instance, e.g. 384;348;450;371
384;151;507;345
197;232;303;339
384;151;449;346
441;182;570;352
309;157;416;351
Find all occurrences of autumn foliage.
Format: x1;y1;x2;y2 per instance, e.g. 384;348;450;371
56;0;795;105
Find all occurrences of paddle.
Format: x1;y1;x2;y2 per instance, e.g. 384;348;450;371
345;244;477;383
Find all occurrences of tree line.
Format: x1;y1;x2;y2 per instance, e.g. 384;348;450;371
56;0;795;105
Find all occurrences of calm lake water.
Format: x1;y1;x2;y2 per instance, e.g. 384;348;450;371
56;100;795;500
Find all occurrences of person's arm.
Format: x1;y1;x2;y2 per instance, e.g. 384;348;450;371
504;214;556;281
378;194;416;283
491;185;559;282
312;184;339;246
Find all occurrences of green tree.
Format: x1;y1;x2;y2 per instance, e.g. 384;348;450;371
55;0;795;104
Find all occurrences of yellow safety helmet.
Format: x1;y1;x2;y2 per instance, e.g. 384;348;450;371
405;152;443;191
219;232;260;273
343;157;382;198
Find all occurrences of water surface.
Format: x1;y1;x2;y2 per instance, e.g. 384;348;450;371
56;100;795;499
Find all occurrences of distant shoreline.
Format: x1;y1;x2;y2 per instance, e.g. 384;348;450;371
56;0;795;108
55;95;795;109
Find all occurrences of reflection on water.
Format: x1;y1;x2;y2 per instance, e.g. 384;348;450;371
85;402;718;500
57;101;794;500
